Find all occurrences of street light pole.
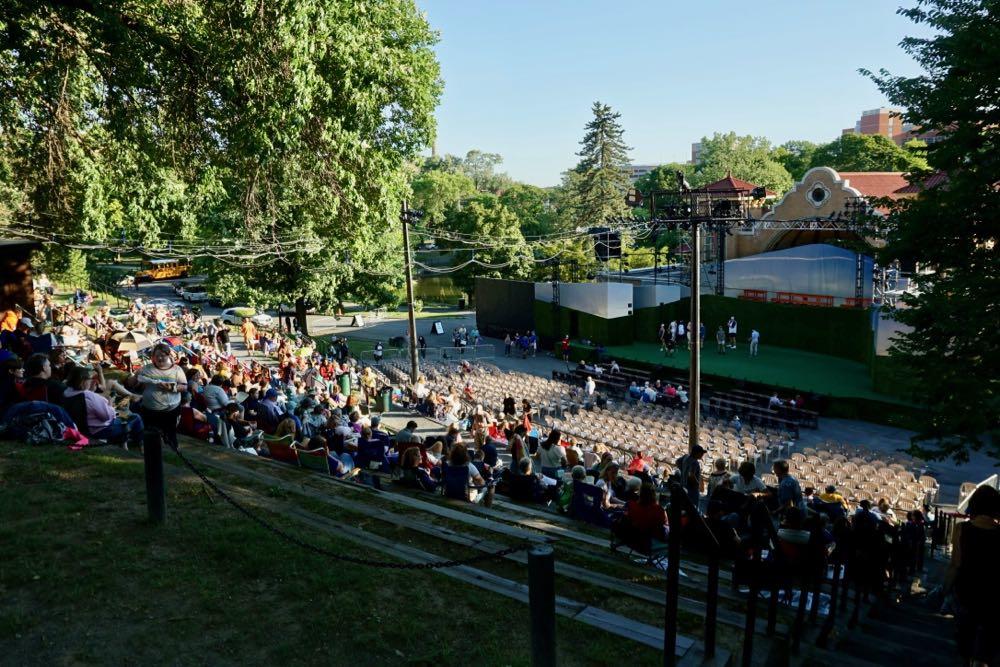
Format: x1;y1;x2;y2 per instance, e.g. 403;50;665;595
688;217;701;455
401;201;420;384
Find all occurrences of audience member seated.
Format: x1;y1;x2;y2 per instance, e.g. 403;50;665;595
501;457;557;504
619;482;669;546
596;462;626;510
63;364;143;448
535;430;567;479
398;446;438;491
442;444;488;502
16;353;68;406
731;461;766;495
177;392;212;440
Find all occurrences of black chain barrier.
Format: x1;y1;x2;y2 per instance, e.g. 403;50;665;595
167;443;531;569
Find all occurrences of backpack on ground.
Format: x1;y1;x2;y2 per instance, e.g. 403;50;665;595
5;412;67;445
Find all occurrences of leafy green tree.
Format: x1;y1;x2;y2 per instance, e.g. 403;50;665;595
772;140;819;181
573;101;632;229
693;132;793;195
499;183;558;237
444;194;532;292
0;1;442;330
411;171;477;226
461;150;512;193
863;0;999;461
808;133;929;174
419;150;512;193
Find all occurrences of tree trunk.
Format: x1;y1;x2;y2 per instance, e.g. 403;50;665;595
295;297;309;336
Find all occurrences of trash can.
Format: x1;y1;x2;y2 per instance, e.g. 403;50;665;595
338;373;351;395
377;386;393;413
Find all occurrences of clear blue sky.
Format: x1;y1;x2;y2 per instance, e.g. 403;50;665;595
416;0;933;187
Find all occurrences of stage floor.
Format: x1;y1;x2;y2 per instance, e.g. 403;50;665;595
598;341;903;402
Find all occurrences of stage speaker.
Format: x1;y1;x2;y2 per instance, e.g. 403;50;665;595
592;230;622;261
432;321;444;335
351;315;365;327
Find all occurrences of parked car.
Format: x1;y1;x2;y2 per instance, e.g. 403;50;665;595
145;298;185;309
173;281;188;295
220;307;273;328
181;286;209;302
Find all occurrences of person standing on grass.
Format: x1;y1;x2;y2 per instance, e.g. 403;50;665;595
716;326;726;354
669;320;678;345
677;320;686;349
658;323;666;348
700;322;706;348
686;321;693;350
749;328;760;356
134;343;187;449
727;316;738;349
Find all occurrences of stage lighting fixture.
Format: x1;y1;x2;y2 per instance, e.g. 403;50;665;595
625;188;644;207
676;171;692;193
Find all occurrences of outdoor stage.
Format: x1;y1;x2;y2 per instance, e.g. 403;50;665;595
587;341;905;404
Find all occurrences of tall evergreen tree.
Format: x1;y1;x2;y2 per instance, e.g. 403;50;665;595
573;102;631;229
863;0;999;461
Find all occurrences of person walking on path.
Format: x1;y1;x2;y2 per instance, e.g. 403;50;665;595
749;328;760;356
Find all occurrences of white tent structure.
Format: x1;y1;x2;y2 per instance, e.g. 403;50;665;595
723;243;873;300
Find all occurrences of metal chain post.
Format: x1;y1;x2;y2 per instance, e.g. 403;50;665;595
528;545;556;667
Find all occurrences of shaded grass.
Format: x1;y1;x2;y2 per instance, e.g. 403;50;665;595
0;443;662;666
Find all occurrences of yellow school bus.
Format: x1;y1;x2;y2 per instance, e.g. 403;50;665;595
134;259;191;283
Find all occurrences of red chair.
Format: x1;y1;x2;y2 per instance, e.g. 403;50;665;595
263;434;298;465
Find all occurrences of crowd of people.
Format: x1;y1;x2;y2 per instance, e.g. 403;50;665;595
1;292;390;462
5;284;992;664
656;317;760;357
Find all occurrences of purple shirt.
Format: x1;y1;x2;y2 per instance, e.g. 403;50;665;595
64;388;115;433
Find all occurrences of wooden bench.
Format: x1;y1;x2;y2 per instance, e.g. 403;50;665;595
727;388;819;428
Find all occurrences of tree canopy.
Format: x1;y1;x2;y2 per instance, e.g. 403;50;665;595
0;0;442;320
692;132;793;195
864;0;999;461
808;133;929;174
573;101;632;229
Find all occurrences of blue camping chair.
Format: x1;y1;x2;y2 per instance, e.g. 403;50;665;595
355;438;390;473
441;463;486;502
569;480;612;528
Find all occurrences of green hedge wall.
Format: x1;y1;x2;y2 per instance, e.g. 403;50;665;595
537;295;873;363
634;296;873;363
533;301;634;347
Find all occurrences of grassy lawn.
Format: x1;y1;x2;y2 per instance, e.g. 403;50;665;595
0;442;663;665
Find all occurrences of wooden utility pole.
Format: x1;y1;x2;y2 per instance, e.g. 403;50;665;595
401;201;420;384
